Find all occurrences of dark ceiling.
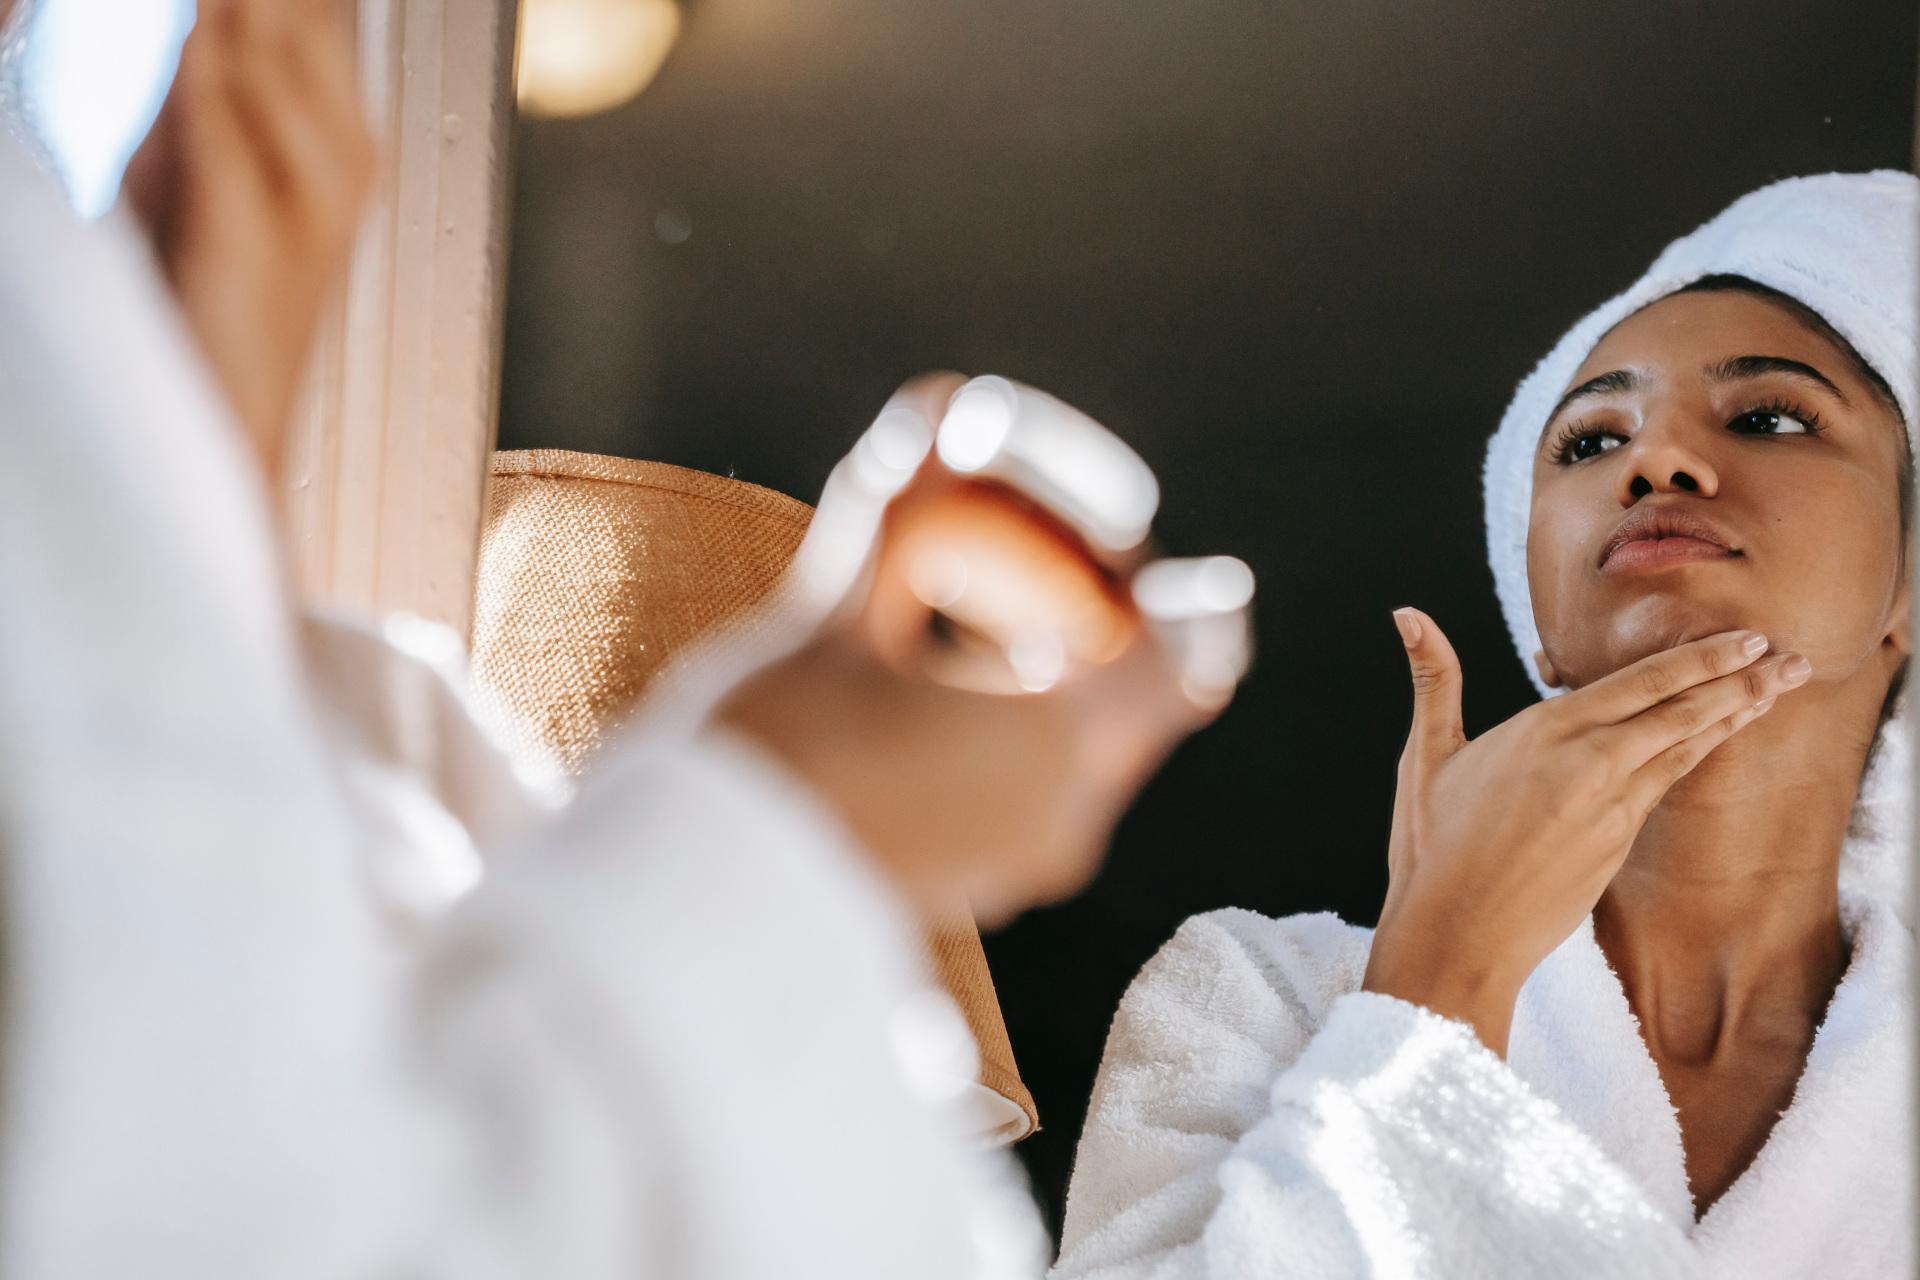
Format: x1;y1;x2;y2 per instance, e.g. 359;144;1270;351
498;0;1918;1244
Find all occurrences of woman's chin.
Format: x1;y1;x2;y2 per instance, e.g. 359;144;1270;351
1547;610;1760;689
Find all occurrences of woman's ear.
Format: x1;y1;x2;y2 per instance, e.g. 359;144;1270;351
1532;649;1564;688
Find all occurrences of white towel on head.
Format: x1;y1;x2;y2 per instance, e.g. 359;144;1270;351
1479;169;1919;925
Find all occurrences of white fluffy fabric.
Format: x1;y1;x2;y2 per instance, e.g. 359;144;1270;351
1482;170;1918;925
428;729;1045;1280
1052;901;1910;1279
0;123;439;1280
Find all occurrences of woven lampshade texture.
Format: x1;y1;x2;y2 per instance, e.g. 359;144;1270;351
469;449;1037;1140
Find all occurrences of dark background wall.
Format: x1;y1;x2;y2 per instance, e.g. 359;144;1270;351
497;0;1918;1246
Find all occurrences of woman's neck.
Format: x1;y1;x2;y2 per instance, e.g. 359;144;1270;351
1595;688;1866;1058
1590;684;1877;1213
1596;822;1846;1070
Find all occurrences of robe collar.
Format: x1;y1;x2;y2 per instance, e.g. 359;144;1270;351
1507;897;1912;1276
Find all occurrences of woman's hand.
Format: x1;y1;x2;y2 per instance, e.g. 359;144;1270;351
719;375;1225;929
1361;609;1811;1055
123;0;376;480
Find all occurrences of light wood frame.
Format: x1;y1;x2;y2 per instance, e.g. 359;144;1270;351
284;0;519;637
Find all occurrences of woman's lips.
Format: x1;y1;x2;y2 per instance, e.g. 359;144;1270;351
1597;506;1739;575
1599;535;1736;574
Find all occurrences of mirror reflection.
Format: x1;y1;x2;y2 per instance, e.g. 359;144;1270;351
498;0;1918;1267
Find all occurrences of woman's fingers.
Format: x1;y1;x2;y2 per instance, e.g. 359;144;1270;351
1393;608;1467;761
1626;694;1779;812
1564;629;1770;727
1601;650;1810;769
888;372;971;434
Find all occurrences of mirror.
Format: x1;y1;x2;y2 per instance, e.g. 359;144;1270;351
496;0;1918;1259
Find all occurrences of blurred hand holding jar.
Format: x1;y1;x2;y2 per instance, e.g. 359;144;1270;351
719;373;1254;927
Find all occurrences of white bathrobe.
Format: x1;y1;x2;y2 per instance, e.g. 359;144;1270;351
1051;896;1910;1280
1054;171;1920;1280
419;727;1046;1280
0;126;1043;1280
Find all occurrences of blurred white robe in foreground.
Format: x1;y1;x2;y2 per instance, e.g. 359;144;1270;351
0;130;1039;1280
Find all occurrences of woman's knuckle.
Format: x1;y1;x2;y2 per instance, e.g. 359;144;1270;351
1637;664;1675;700
1667;697;1704;734
1660;744;1692;783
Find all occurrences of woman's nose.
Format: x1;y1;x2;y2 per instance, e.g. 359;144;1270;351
1613;427;1719;506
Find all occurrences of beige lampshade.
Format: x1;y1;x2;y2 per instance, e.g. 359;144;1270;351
470;449;1038;1142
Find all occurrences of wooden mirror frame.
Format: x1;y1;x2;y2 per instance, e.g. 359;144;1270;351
284;0;518;637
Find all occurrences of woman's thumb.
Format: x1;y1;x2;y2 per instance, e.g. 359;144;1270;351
1392;608;1465;757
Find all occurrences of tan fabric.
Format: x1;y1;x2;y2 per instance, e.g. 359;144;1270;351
470;448;1037;1139
473;450;813;770
926;911;1039;1136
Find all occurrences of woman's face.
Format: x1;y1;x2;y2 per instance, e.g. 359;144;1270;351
1527;290;1910;694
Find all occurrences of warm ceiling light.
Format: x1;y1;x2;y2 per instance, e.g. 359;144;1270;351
516;0;680;119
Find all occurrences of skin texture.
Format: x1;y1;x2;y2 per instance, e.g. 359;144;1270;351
122;0;375;482
718;375;1220;928
1364;290;1910;1216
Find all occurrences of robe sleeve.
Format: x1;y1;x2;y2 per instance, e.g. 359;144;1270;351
1051;910;1700;1280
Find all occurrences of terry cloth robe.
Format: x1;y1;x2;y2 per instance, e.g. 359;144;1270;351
1050;896;1910;1280
0;127;1042;1280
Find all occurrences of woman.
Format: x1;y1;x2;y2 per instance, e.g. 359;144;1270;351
1050;171;1916;1280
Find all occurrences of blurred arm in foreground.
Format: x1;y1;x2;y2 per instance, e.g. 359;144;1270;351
120;0;375;480
422;372;1249;1278
0;2;1247;1278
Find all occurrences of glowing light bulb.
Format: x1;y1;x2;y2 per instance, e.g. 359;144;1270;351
516;0;680;119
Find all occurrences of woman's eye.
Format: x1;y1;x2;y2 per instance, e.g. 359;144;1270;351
1728;409;1810;435
1565;432;1624;461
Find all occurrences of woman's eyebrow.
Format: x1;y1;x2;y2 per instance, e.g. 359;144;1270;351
1547;368;1640;423
1706;355;1851;405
